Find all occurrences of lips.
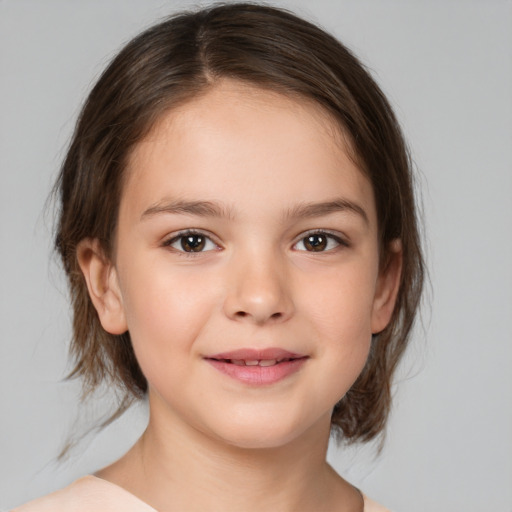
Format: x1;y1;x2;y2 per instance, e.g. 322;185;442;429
205;348;308;385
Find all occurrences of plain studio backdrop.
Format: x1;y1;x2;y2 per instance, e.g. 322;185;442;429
1;1;511;510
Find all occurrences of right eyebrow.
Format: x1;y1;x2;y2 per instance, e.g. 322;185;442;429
140;199;235;221
284;198;369;225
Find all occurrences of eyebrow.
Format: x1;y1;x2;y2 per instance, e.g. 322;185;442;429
140;197;369;224
141;199;234;220
285;199;369;225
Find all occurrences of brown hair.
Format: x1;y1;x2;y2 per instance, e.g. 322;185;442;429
55;2;424;445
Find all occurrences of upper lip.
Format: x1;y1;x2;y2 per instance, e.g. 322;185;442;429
205;348;306;361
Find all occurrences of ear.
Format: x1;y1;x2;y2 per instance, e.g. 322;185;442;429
371;239;403;334
76;238;128;335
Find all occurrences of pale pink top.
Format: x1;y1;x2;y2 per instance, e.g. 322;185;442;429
11;475;390;511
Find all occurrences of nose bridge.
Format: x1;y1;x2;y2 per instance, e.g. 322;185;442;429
224;243;293;324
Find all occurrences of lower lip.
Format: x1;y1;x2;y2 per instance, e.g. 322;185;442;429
206;358;308;385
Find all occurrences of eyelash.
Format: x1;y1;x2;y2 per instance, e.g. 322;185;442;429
162;230;220;255
292;230;349;253
162;229;349;255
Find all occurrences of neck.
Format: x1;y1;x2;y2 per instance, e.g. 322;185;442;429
97;397;360;512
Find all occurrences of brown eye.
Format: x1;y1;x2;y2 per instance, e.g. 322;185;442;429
181;234;206;252
303;234;328;251
293;232;345;252
165;232;217;253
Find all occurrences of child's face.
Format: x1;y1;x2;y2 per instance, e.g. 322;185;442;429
85;80;399;448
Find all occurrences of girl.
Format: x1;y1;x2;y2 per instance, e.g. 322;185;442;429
13;3;424;511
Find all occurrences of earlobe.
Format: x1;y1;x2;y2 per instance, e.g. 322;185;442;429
76;238;128;335
371;239;403;334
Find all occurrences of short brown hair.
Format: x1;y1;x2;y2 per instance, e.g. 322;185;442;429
55;2;424;445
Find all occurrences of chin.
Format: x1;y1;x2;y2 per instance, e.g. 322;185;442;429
207;410;329;451
220;431;303;451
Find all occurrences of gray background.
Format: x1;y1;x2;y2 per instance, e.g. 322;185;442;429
1;0;511;510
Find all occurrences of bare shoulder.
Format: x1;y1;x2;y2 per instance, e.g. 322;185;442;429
363;494;392;512
11;477;97;512
10;476;154;512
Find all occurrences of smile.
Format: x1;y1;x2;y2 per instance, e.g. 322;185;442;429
226;358;295;367
205;348;308;385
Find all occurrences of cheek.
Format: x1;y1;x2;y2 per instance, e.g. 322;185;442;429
117;258;220;377
297;261;377;391
300;260;378;338
316;290;372;378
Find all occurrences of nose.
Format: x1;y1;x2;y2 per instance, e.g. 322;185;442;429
223;250;294;325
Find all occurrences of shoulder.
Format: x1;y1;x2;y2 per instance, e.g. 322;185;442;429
363;494;392;512
10;476;154;512
11;477;114;512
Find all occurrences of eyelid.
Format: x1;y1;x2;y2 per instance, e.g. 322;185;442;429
292;229;350;252
162;229;222;252
160;228;349;253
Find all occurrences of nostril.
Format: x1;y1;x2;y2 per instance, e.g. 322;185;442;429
233;310;283;322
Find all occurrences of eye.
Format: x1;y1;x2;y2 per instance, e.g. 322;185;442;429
293;232;346;252
164;231;218;253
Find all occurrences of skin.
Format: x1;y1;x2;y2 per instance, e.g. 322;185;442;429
78;80;402;512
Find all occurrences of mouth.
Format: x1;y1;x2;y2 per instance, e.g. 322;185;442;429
204;348;308;385
209;356;301;367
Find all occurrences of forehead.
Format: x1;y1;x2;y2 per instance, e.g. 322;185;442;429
122;80;375;224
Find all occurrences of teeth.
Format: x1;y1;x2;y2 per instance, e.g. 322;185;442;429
227;359;280;366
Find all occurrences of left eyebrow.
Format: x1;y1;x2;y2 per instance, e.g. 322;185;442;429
140;199;235;220
285;199;369;225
